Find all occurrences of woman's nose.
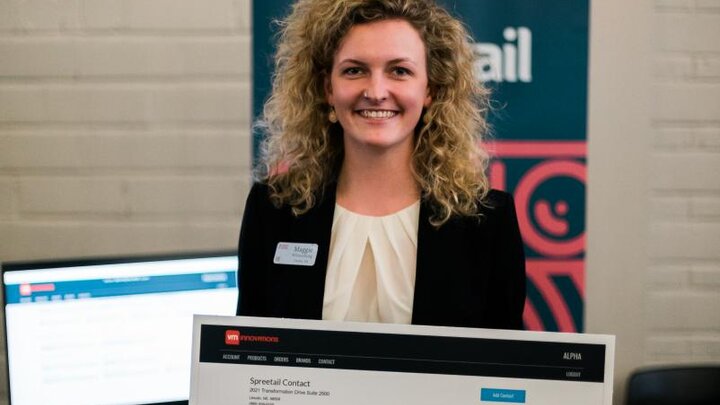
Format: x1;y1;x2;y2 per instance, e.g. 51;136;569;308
363;75;389;102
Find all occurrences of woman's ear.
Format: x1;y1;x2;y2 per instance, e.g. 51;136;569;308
424;87;432;108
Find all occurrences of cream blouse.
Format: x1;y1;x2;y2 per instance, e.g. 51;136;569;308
321;201;420;324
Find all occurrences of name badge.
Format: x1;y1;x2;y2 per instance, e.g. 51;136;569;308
274;242;319;266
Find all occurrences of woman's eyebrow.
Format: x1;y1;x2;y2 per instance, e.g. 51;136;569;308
337;57;418;66
337;58;368;66
387;57;418;66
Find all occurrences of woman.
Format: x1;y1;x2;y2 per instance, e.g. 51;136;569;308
237;0;526;330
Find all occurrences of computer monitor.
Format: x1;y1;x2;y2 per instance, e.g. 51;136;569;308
1;251;238;405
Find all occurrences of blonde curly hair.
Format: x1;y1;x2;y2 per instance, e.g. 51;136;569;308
257;0;490;226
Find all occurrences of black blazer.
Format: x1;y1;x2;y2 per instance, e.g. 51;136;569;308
237;182;526;330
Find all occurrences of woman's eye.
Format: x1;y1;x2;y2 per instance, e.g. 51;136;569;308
392;67;412;77
343;67;363;76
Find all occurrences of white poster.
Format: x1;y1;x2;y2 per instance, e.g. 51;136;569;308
190;316;614;405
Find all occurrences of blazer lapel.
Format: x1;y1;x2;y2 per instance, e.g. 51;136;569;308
290;183;337;319
412;199;437;325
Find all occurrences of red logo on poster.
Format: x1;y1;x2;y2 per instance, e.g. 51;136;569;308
225;330;240;345
224;329;280;345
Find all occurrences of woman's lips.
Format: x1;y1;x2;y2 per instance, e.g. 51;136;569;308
356;110;398;119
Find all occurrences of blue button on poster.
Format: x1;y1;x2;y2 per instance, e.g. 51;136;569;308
480;388;526;403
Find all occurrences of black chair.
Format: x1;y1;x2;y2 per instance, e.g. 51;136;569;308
626;365;720;405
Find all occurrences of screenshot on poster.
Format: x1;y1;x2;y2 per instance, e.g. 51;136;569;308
190;315;614;405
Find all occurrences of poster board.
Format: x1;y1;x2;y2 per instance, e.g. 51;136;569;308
190;315;614;405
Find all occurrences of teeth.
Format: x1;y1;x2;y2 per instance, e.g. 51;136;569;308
360;110;396;119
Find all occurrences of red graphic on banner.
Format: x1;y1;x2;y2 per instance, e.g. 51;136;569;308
523;259;584;332
488;140;586;332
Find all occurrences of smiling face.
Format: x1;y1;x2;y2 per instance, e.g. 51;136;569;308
326;19;431;154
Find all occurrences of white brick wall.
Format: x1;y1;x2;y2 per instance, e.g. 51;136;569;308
82;0;239;31
0;181;13;219
0;37;251;77
0;84;251;123
647;0;720;371
0;0;251;401
0;131;250;169
0;0;81;31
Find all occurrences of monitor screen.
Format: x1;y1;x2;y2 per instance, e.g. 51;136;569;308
2;252;238;405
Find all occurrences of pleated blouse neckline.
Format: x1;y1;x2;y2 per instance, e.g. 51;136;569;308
322;201;420;324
